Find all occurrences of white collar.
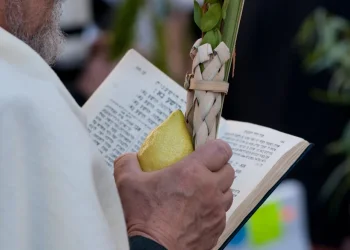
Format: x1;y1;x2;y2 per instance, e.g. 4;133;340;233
0;27;63;84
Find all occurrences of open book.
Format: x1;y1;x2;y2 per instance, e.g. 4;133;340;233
82;50;312;249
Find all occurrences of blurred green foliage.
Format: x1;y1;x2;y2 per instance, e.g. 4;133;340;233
110;0;145;60
296;7;350;217
109;0;169;73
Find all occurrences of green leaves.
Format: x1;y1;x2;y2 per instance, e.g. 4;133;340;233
202;29;222;48
193;0;244;75
110;0;145;60
194;1;222;33
201;3;222;32
194;1;202;29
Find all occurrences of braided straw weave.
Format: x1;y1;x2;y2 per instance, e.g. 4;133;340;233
185;39;231;148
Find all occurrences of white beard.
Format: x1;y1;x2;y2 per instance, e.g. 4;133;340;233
5;0;65;65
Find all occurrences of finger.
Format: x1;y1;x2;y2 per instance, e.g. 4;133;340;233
188;139;232;172
222;190;234;212
114;153;142;177
215;163;235;193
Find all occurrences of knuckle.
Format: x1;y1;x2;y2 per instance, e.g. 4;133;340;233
113;168;121;183
227;192;234;204
201;175;217;191
206;187;222;206
114;155;127;174
182;162;201;181
202;185;215;201
115;174;127;189
227;164;235;179
214;200;224;213
228;191;234;201
223;192;234;211
114;153;133;168
214;140;232;161
115;173;133;191
114;153;137;177
208;178;218;190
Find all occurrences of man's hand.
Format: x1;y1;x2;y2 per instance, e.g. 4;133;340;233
114;140;235;250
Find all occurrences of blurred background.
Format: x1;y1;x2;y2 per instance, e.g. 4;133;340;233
54;0;349;249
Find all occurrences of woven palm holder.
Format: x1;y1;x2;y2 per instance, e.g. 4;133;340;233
185;39;231;148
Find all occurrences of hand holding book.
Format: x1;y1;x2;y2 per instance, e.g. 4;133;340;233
83;50;311;249
115;140;234;250
81;3;311;248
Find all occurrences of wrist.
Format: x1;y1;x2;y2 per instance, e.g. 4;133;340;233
128;224;176;250
129;235;167;250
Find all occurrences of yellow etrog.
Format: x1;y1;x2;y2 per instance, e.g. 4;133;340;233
138;110;194;172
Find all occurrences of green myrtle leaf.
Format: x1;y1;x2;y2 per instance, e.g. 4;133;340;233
202;30;216;47
222;0;229;20
201;3;222;32
215;29;222;45
213;29;222;48
202;28;222;48
194;1;202;30
215;19;222;29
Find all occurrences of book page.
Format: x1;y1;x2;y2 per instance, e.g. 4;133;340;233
217;121;304;218
83;50;188;170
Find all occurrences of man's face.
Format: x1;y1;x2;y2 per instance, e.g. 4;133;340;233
5;0;64;65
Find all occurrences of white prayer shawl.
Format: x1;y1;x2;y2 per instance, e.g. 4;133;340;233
0;28;129;250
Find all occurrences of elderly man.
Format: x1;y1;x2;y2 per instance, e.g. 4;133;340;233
0;1;234;250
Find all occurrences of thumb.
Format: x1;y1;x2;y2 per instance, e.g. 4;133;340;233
114;153;142;177
182;139;232;172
